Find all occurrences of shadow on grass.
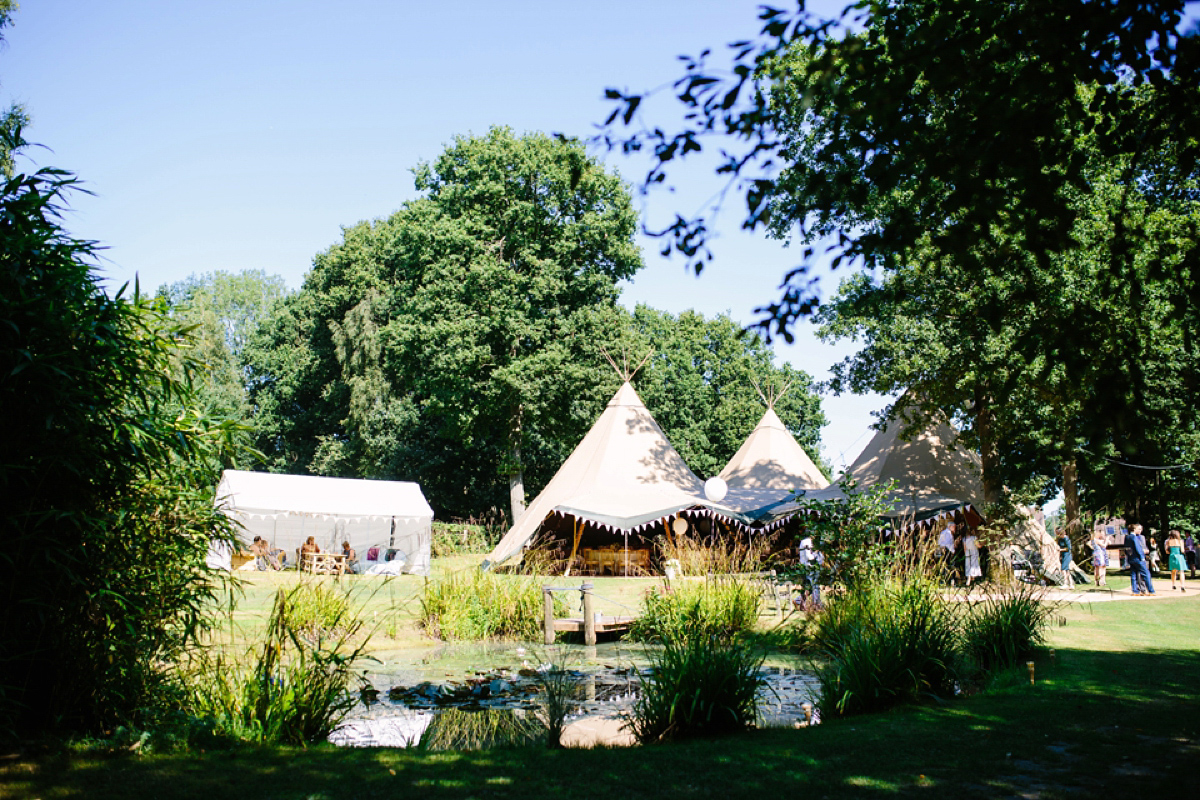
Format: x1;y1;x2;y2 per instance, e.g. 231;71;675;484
5;648;1199;799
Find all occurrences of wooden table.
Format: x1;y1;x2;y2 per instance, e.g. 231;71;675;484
301;552;347;575
580;547;649;576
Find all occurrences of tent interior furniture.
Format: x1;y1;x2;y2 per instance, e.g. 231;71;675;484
579;546;650;576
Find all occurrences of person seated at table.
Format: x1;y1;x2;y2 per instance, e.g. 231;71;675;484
341;541;359;574
300;536;320;568
250;535;282;570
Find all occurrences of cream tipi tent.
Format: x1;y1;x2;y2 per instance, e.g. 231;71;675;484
831;402;984;522
718;405;831;524
719;406;829;491
482;381;743;568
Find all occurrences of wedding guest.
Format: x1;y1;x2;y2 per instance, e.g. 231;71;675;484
1057;529;1075;589
938;521;958;585
963;529;982;588
795;535;823;609
1124;524;1156;595
1089;528;1109;587
1147;535;1162;574
1166;529;1187;592
250;536;282;570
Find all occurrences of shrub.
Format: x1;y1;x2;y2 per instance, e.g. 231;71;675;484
419;569;566;640
812;578;960;718
961;582;1055;674
181;584;371;744
625;625;765;743
628;579;762;643
431;518;504;557
287;581;358;641
0;143;245;735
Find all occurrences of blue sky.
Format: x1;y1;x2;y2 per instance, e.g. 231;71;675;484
3;0;889;471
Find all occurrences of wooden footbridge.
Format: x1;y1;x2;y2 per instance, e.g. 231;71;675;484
542;583;636;645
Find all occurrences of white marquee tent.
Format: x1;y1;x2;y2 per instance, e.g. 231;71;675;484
210;470;434;574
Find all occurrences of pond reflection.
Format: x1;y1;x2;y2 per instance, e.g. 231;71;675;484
331;640;820;748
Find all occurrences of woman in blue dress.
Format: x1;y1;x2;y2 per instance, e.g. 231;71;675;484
1166;529;1187;592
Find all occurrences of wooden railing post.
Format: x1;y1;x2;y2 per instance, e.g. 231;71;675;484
543;587;555;645
581;582;596;646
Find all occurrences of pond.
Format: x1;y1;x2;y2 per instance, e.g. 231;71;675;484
330;639;821;748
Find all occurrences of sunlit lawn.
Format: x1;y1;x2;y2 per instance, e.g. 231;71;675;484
4;573;1198;800
208;554;662;655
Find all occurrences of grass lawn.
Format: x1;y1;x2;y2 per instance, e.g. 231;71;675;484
210;555;660;653
3;580;1198;799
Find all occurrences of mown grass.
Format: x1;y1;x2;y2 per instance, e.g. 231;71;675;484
5;585;1197;799
215;558;656;653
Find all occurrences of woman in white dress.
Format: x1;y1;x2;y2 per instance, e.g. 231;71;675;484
963;530;982;588
1090;529;1109;586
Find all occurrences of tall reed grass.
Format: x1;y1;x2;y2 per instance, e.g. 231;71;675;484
532;650;584;749
628;579;762;643
960;582;1055;674
419;569;566;640
812;578;960;718
626;624;765;743
657;531;777;576
431;518;504;557
182;583;371;744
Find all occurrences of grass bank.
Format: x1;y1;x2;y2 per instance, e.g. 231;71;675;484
4;592;1197;799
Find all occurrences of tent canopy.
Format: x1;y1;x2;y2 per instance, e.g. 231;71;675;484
214;470;434;574
840;403;983;520
719;400;983;526
719;407;829;492
483;382;746;567
718;405;831;523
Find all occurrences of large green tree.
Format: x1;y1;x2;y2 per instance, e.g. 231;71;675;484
809;79;1200;527
601;0;1200;527
602;0;1198;333
247;128;644;522
157;269;289;425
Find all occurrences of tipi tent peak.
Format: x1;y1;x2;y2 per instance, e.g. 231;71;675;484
719;405;829;492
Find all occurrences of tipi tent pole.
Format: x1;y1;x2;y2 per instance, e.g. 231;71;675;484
565;517;584;577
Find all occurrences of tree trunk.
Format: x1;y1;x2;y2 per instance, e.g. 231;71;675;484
508;454;526;526
974;391;1004;507
1062;458;1081;538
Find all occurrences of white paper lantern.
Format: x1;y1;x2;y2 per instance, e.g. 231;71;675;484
704;476;728;503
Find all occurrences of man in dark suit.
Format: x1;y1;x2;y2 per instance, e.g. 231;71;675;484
1124;523;1156;595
